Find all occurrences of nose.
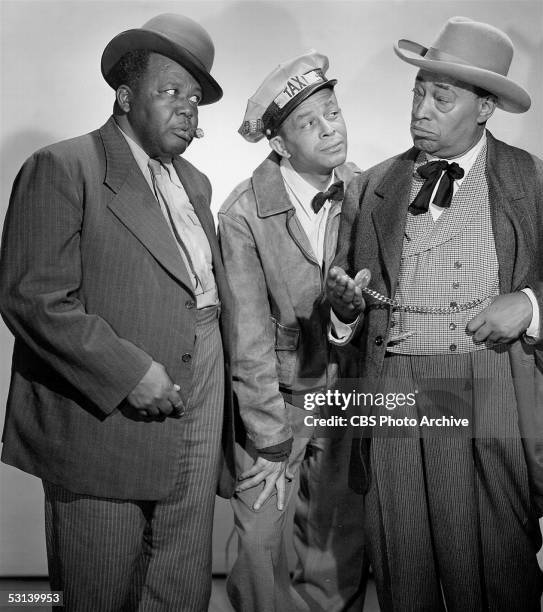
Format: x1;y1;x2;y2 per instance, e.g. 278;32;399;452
319;117;336;136
412;93;431;120
174;98;194;119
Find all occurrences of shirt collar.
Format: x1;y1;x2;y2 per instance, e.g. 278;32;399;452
279;157;336;212
115;120;181;186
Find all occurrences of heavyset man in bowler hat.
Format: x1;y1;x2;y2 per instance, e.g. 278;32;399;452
0;13;233;611
219;51;367;612
327;17;543;611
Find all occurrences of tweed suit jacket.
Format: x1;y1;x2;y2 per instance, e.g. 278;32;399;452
0;116;235;500
335;131;543;511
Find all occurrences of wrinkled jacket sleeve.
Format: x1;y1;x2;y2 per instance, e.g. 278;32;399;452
218;206;292;449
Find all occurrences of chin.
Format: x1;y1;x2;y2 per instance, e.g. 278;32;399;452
324;150;347;170
412;137;438;154
163;136;190;157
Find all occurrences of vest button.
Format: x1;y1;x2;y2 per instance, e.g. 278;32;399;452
450;301;458;308
449;344;457;352
185;300;196;309
182;353;192;363
375;336;384;346
452;282;460;289
390;321;396;328
449;322;457;331
454;261;462;269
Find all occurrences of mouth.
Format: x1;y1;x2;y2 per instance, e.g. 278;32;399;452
321;141;345;153
410;125;435;137
172;127;193;141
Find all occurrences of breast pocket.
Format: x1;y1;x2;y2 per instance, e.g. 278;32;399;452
271;316;300;388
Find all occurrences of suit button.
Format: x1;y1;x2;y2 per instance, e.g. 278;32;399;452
185;300;196;310
375;336;383;346
449;344;457;352
449;322;457;331
452;282;460;289
182;353;192;363
454;261;462;269
450;301;458;308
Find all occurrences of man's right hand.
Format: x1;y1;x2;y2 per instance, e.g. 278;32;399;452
235;457;293;511
126;361;184;417
326;266;371;323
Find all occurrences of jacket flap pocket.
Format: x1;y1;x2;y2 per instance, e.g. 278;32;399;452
271;317;300;350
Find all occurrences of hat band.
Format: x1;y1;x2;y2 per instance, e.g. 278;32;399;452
273;68;326;109
261;68;327;135
424;47;508;77
425;47;473;66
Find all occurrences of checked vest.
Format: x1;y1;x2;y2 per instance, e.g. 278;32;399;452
388;143;500;355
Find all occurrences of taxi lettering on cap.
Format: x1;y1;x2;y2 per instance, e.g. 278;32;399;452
274;69;326;109
239;50;337;143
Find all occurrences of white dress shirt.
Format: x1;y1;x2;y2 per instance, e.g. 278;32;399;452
280;157;336;264
116;123;218;308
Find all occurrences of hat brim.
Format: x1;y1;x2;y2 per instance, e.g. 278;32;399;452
101;29;222;105
394;39;530;114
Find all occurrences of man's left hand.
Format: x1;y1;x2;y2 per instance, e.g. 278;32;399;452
466;292;533;344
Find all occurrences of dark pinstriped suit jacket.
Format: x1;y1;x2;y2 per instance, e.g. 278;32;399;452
335;131;543;513
0;116;235;500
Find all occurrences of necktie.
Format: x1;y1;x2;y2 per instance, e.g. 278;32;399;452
148;158;201;289
311;180;344;214
409;160;464;216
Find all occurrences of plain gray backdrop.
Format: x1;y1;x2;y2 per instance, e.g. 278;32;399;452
1;0;542;575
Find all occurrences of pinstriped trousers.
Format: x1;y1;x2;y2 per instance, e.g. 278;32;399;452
43;307;224;612
364;349;543;612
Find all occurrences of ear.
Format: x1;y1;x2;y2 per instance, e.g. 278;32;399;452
269;135;291;159
477;95;497;125
115;85;133;114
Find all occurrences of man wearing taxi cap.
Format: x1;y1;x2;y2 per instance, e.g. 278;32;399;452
219;50;368;611
326;16;543;611
0;13;234;611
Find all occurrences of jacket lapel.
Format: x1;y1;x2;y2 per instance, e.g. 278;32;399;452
370;150;417;296
253;153;319;265
101;118;194;292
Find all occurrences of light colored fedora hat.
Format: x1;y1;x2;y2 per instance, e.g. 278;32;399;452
101;13;222;105
394;16;530;113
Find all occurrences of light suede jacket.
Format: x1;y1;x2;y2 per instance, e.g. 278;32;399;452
219;153;361;450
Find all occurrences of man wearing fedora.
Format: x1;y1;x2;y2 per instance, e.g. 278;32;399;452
0;13;233;611
327;16;543;611
219;51;367;612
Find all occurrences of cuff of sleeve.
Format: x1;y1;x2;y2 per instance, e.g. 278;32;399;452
521;288;540;339
257;438;293;462
329;310;359;346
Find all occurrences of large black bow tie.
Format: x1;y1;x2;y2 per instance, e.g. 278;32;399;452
409;160;464;216
311;180;344;214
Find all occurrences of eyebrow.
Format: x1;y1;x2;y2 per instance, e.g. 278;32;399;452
415;76;456;92
294;98;337;121
163;77;202;94
293;109;315;122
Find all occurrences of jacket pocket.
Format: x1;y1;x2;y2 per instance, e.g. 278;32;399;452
271;317;299;388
